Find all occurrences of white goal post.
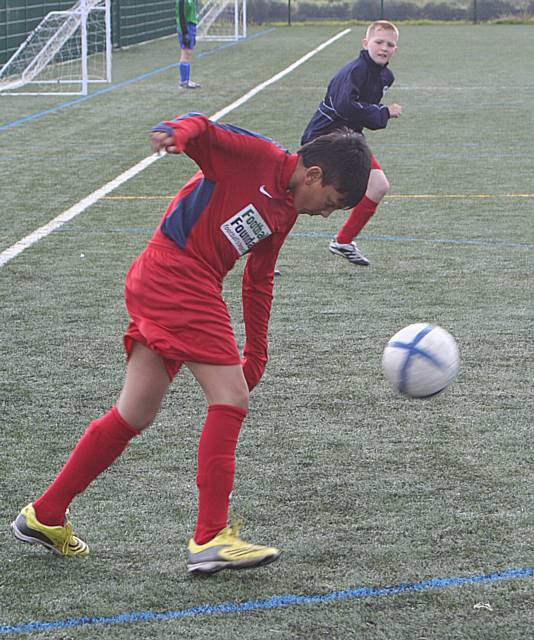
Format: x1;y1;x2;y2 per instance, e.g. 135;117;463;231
197;0;247;42
0;0;111;96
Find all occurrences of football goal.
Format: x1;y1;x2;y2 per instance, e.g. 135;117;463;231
0;0;111;96
197;0;247;42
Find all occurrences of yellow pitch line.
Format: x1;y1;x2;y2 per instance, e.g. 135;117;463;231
386;194;534;199
102;193;534;201
103;195;170;200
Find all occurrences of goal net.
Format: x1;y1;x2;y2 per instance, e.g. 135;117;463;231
0;0;111;96
197;0;247;42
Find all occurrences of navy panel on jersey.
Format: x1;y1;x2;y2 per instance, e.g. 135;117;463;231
161;177;215;248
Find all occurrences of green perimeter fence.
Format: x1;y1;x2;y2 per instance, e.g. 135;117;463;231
0;0;175;67
1;0;533;66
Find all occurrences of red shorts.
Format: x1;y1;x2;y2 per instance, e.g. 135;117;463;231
371;154;382;171
123;238;241;380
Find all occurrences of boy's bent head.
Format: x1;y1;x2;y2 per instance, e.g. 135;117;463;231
296;130;372;212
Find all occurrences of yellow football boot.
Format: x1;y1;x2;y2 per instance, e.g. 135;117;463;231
187;522;281;574
10;503;89;557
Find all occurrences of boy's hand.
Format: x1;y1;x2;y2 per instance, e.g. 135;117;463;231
388;103;403;118
242;356;266;392
150;131;180;155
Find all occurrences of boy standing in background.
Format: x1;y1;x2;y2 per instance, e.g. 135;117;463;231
177;0;201;89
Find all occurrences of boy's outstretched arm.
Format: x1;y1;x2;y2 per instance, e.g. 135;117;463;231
150;113;210;154
150;113;267;181
333;66;401;130
241;234;287;391
150;113;212;157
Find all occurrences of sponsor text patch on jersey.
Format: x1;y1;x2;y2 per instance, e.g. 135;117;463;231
220;204;272;255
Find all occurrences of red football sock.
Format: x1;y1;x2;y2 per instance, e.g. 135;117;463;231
33;406;140;526
194;403;247;545
336;195;379;244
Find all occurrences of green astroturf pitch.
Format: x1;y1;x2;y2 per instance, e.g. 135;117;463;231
1;23;533;639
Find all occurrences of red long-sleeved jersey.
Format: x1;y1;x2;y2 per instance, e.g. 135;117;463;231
126;113;299;384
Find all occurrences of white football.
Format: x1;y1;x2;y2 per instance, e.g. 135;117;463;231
382;323;459;398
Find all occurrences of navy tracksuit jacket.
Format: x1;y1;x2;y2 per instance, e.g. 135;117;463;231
301;49;395;145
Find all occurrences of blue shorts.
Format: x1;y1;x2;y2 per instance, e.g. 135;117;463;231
177;23;197;50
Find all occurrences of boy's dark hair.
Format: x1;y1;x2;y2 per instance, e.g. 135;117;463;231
297;129;372;208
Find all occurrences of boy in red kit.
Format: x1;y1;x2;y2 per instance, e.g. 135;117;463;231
11;113;371;574
302;20;402;266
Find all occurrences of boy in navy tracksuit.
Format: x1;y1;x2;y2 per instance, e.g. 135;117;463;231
302;20;402;266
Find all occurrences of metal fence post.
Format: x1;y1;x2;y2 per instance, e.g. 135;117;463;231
112;0;121;48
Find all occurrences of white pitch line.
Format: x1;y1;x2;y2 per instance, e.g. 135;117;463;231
0;28;351;268
0;155;160;267
209;28;351;122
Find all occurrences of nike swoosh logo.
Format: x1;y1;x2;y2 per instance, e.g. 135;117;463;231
259;185;273;199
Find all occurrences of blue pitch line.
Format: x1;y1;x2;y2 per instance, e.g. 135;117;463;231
364;233;534;249
291;231;534;249
0;28;276;132
0;567;532;636
52;226;534;249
